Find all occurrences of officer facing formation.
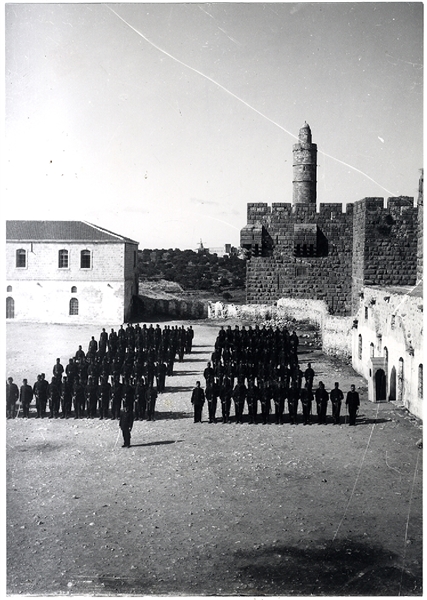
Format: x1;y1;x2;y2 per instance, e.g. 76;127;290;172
191;381;205;423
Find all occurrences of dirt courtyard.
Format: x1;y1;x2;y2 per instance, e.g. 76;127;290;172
6;319;423;596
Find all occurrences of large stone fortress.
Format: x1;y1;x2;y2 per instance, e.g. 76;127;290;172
240;123;420;316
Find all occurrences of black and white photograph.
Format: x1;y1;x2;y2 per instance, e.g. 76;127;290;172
5;2;423;596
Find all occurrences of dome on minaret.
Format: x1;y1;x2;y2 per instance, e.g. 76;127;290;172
298;122;312;144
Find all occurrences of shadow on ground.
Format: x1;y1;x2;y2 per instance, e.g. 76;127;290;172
233;538;421;596
130;440;183;447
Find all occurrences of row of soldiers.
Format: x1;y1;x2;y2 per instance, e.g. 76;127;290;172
194;375;353;425
6;322;195;420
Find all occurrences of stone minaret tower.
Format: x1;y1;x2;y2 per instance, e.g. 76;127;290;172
292;122;317;205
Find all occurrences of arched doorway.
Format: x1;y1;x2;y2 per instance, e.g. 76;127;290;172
398;358;404;402
375;369;387;401
389;366;397;401
6;296;14;318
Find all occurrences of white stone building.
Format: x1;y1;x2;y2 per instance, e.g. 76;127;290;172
352;284;423;419
6;221;139;324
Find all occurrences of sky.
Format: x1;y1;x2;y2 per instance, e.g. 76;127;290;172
4;2;423;250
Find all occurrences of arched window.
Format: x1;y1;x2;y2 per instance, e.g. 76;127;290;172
418;364;423;399
7;285;12;292
71;286;77;293
358;334;362;360
16;249;26;268
370;342;375;358
6;297;14;319
69;297;79;315
80;250;91;269
58;249;69;268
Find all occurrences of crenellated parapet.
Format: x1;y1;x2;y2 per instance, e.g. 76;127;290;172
242;125;421;317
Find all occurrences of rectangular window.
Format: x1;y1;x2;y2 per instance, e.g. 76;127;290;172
80;250;91;269
58;250;69;268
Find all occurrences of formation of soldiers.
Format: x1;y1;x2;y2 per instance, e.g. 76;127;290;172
6;323;195;421
196;324;355;425
7;322;361;426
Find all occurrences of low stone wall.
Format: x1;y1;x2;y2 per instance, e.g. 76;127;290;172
322;315;353;359
137;295;208;319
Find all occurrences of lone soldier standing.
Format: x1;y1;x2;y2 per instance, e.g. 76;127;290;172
191;381;205;423
346;384;360;426
119;405;134;448
20;378;33;418
330;382;344;425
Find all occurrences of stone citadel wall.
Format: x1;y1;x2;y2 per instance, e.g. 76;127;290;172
242;197;419;317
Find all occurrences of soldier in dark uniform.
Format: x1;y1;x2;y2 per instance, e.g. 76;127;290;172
47;377;60;418
123;379;135;411
19;378;33;418
65;358;78;387
304;363;315;392
219;378;233;423
203;362;214;386
119;405;134;448
191;381;205;423
146;384;158;421
246;379;259;424
72;376;85;418
205;378;220;423
287;381;299;425
60;376;72;419
259;380;272;425
34;374;49;418
111;376;123;420
134;377;147;420
330;382;344;425
98;376;111;420
88;336;98;358
85;376;98;418
346;385;360;426
232;378;247;424
186;325;194;354
156;361;167;393
300;383;313;425
99;328;108;356
75;345;85;362
315;381;329;425
53;358;64;383
6;377;19;418
272;379;287;425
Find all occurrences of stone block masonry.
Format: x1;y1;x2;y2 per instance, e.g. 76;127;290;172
242;197;419;317
244;202;354;315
